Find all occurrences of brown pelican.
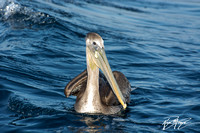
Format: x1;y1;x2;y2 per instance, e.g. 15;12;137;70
64;33;131;114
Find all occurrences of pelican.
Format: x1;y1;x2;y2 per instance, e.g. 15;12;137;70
64;33;131;114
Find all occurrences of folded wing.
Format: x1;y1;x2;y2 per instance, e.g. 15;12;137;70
64;70;131;106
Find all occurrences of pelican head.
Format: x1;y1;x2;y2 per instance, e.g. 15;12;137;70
85;32;127;109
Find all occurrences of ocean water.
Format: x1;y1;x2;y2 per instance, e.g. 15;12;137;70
0;0;200;132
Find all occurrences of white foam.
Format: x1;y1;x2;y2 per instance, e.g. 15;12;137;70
4;2;21;19
0;0;55;26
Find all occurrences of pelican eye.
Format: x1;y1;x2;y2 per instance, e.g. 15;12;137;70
93;42;96;45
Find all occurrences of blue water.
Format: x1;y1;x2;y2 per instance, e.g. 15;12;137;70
0;0;200;132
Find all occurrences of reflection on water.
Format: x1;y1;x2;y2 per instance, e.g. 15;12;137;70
79;116;105;132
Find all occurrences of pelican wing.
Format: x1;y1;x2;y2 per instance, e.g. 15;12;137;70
64;69;87;97
99;71;131;106
65;70;131;106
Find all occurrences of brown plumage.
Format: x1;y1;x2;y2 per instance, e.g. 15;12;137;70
64;32;131;114
64;69;131;114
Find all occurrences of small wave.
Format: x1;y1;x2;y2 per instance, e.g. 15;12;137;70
1;0;21;20
0;0;55;28
84;0;145;13
8;95;61;118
